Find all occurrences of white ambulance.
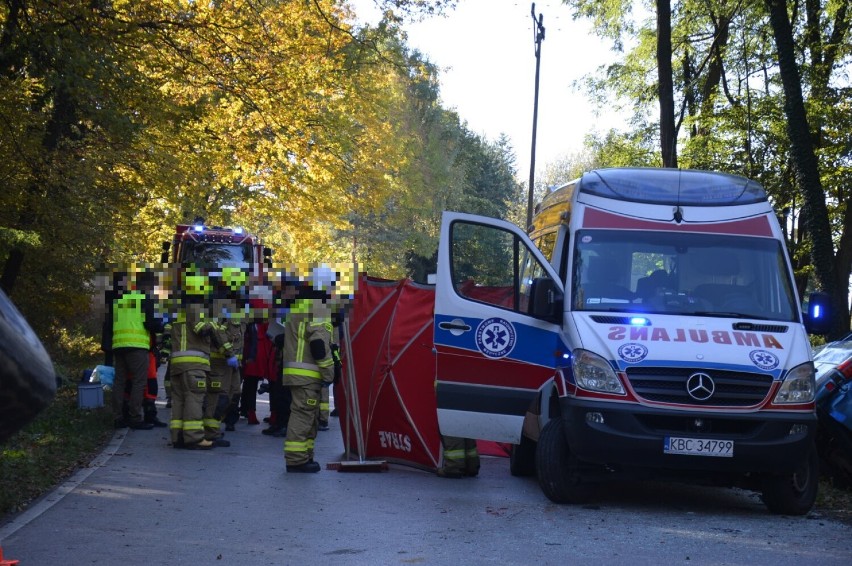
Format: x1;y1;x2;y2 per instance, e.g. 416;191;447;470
433;167;832;515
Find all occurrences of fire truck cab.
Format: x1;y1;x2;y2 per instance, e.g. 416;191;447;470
163;223;270;275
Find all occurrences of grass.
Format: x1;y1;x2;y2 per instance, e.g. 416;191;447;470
816;478;852;524
0;385;114;517
0;324;114;520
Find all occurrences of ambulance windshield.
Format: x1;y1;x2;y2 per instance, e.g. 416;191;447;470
571;230;798;322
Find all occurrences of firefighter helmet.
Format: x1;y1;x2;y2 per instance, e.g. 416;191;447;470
310;264;336;292
183;273;211;296
221;267;248;292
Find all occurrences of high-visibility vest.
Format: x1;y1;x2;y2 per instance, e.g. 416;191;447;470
112;292;150;349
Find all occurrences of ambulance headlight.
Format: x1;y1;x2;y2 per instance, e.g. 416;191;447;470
773;362;816;404
572;349;625;395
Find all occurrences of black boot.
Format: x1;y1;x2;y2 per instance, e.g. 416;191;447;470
144;401;167;427
286;461;320;473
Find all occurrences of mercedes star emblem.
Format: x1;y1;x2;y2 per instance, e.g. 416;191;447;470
686;372;715;401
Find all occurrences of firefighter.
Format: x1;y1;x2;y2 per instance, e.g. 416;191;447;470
282;267;336;473
437;435;480;478
327;309;345;422
169;272;236;450
222;268;250;432
203;268;247;444
158;320;173;408
436;362;480;478
317;319;344;431
111;267;163;430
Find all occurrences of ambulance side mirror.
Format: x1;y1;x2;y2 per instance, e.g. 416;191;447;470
529;277;563;324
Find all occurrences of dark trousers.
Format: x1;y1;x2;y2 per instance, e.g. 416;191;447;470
269;379;292;428
112;348;149;423
241;376;260;414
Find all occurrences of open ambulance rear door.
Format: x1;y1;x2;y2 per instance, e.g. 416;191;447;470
433;211;567;444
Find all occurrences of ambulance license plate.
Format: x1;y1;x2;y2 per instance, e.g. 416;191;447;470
664;437;734;457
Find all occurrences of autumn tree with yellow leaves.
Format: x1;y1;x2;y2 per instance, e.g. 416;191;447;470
0;0;518;340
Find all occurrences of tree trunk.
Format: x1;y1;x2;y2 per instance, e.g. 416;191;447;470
765;0;847;337
656;0;677;168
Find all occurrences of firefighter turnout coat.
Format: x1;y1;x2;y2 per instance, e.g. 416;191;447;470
281;299;335;466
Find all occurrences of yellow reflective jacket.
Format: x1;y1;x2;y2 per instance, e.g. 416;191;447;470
112;291;151;350
281;299;334;386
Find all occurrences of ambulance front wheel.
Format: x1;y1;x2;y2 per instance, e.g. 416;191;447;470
760;444;818;516
535;418;585;503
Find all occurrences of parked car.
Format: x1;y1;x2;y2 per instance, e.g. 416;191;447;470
0;288;56;443
813;333;852;487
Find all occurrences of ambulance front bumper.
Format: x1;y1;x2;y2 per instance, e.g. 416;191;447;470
560;398;816;475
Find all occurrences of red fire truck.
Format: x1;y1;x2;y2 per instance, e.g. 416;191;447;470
162;221;271;282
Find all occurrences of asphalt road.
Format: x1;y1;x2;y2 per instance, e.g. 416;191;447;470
1;394;850;565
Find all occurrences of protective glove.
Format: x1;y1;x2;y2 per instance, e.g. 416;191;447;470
226;356;240;368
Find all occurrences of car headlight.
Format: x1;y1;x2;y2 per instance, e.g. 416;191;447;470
572;349;625;395
773;362;816;404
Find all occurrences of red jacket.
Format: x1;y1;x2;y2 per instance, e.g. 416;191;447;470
243;299;277;381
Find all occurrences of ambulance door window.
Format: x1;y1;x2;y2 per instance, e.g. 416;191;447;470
450;220;554;316
451;221;519;310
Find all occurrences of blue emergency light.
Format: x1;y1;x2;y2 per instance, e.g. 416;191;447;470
805;291;832;335
630;316;650;326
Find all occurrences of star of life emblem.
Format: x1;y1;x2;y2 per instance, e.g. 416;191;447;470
749;349;779;371
618;342;648;364
475;318;516;359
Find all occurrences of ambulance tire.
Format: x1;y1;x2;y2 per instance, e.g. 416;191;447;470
760;445;818;516
535;418;585;503
0;288;57;444
509;434;536;477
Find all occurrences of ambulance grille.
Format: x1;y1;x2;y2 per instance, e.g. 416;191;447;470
625;367;773;406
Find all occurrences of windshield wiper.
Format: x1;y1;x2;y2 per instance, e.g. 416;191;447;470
692;311;772;320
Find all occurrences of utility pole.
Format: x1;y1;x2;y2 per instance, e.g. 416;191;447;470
527;3;545;230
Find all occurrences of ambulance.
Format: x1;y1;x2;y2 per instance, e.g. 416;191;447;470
433;167;832;515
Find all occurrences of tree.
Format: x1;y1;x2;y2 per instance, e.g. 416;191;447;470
0;0;461;336
656;0;677;167
0;0;190;332
765;0;848;337
567;0;852;333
